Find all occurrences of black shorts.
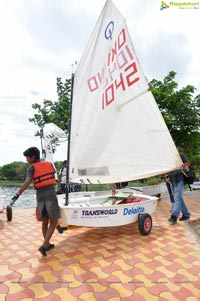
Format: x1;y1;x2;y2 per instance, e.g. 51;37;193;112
36;185;61;220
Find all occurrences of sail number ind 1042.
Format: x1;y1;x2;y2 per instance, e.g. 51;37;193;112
87;26;140;110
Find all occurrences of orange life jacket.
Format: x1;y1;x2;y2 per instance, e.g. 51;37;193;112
32;161;56;189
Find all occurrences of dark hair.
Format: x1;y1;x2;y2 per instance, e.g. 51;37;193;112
23;147;40;159
63;160;68;164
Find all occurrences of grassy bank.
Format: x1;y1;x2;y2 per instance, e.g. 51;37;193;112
0;180;34;188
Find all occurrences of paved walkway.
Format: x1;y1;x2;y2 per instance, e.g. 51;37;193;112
0;191;200;301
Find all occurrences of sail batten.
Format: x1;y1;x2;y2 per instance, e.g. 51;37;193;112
69;0;181;184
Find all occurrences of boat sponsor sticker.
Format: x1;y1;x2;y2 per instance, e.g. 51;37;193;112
82;209;118;216
72;208;118;220
71;206;145;221
123;206;145;215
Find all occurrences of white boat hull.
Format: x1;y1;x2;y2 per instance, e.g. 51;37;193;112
190;182;200;190
66;183;166;200
128;183;167;196
58;193;157;228
0;195;6;213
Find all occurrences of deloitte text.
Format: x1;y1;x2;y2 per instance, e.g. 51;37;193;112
123;207;145;215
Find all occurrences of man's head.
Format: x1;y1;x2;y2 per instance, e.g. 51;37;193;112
23;147;40;163
63;160;68;166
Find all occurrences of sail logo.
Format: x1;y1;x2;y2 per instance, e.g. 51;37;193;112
87;27;140;110
104;21;114;40
72;210;78;219
123;206;145;215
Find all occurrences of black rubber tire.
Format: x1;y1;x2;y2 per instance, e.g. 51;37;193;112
6;205;12;221
138;213;152;235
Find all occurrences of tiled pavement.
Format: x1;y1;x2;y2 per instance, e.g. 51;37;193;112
0;191;200;301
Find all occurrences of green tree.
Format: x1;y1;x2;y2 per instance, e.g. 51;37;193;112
29;77;72;138
1;162;29;181
149;71;200;166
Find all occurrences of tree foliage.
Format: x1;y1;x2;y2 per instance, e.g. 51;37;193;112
0;162;29;181
149;71;200;166
0;161;63;181
29;77;72;137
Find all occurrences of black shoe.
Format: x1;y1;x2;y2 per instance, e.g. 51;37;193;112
46;243;55;251
38;246;47;257
56;225;63;233
168;215;177;225
56;225;67;234
179;215;190;221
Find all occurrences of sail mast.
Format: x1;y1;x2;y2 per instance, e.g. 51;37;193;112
65;73;74;205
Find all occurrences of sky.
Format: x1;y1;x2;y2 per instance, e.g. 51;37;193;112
0;0;199;166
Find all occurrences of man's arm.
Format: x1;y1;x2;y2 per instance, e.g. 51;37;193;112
17;177;32;195
180;153;190;171
11;177;32;205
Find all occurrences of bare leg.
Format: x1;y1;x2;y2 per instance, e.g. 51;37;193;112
43;219;58;248
42;217;49;238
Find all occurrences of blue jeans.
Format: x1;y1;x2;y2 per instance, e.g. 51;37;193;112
171;180;190;218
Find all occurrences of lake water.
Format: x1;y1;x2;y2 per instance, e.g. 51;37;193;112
0;187;36;209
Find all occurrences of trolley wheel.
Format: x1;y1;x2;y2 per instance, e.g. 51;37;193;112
6;205;12;221
36;207;41;221
138;213;152;235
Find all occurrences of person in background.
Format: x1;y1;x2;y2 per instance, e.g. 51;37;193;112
11;147;61;257
168;153;191;225
58;160;82;193
58;160;68;193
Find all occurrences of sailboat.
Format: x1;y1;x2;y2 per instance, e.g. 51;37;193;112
56;0;182;234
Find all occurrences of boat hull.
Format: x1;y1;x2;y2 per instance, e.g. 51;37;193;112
0;195;6;213
58;194;157;227
190;182;200;190
130;183;167;196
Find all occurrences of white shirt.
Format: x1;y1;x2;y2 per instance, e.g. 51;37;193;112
59;167;67;184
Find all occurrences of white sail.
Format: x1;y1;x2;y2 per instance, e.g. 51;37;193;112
69;0;182;184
